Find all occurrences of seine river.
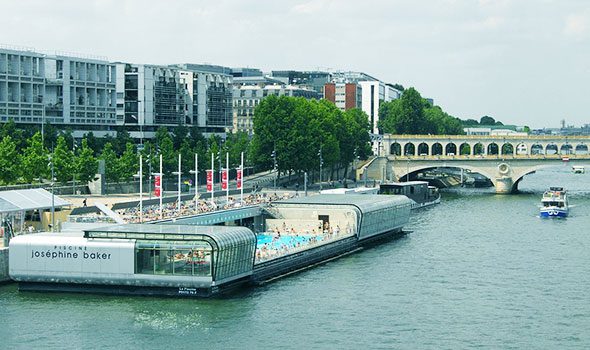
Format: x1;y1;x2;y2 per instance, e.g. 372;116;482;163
1;163;590;349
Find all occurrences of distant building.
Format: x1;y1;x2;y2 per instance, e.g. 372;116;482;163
270;70;331;94
1;46;117;137
232;76;320;135
359;81;401;134
464;127;528;136
323;82;362;111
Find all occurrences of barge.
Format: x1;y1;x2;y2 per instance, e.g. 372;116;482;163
9;194;412;297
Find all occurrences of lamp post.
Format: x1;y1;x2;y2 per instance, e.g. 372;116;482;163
318;146;323;191
271;148;277;189
171;153;182;213
48;154;55;232
189;153;198;212
133;154;143;223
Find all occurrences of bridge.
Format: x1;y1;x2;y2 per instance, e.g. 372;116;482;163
361;134;590;194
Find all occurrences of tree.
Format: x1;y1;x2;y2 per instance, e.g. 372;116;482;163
83;132;101;155
100;142;119;183
74;138;98;185
52;136;74;184
117;142;138;181
114;128;133;156
21;132;48;183
480;116;496;125
0;136;20;184
172;124;189;150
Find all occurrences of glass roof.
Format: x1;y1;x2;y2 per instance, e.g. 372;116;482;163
0;188;71;213
84;224;256;249
273;194;412;214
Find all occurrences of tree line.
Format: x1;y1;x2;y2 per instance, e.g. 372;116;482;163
249;95;373;181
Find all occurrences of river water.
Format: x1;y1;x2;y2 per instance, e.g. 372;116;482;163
1;164;590;349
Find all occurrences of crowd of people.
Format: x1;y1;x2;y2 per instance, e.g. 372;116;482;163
254;220;350;263
115;192;295;223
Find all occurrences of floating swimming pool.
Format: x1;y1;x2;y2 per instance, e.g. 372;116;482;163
256;234;324;249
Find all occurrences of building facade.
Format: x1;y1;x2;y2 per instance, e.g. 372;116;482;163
232;76;320;135
359;80;401;134
323;82;362;111
0;47;117;137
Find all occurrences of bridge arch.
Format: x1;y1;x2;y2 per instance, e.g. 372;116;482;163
459;143;471;155
575;143;588;155
531;143;544;155
501;143;514;155
446;143;457;155
473;143;484;155
404;143;415;156
560;143;573;155
546;143;558;155
487;143;499;155
418;143;429;156
390;142;401;156
515;143;528;155
432;143;443;155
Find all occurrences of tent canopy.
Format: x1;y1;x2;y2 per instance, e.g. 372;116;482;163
0;189;71;214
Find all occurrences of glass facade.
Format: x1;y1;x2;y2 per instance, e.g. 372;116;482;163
85;224;257;283
135;240;213;277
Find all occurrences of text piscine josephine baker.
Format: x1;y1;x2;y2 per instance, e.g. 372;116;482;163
31;250;112;260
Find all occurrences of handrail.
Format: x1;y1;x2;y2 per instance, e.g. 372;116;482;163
383;134;590;140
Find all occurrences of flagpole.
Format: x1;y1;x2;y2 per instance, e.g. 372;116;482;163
240;152;244;203
226;152;229;204
159;153;163;220
139;154;143;223
177;153;181;213
195;153;199;212
210;152;214;204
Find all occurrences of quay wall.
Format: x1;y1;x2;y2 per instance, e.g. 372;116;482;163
0;248;9;283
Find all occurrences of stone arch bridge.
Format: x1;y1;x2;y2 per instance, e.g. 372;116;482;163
361;134;590;193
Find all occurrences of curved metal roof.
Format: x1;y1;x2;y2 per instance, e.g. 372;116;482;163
273;194;412;213
83;223;257;249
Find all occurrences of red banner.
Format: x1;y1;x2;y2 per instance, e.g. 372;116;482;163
154;187;161;198
236;169;242;190
206;170;213;192
221;169;228;190
154;175;161;187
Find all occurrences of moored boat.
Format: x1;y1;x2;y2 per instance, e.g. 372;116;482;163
379;181;441;209
540;187;568;218
572;165;585;174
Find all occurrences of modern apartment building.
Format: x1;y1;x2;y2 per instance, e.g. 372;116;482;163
0;46;117;136
232;76;320;135
359;81;401;134
270;70;331;95
323;82;362;111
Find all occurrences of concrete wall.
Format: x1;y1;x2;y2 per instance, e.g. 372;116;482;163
0;248;9;283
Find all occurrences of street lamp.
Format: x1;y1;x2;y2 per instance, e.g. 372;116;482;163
189;153;198;212
271;148;277;189
171;153;182;213
318;146;323;191
133;154;143;223
48;154;55;232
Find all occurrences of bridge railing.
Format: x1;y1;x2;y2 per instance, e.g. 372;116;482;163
383;134;590;141
387;154;590;160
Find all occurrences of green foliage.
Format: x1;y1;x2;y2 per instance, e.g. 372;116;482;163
74;138;98;184
0;136;20;184
117;142;138;181
379;87;464;135
21;132;48;183
479;116;496;125
250;95;371;175
100;142;119;183
52;136;74;184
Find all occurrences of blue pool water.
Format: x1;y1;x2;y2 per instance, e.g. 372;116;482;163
256;234;323;249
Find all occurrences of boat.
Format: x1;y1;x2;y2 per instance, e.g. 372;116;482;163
379;181;441;209
572;165;585;174
540;187;568;218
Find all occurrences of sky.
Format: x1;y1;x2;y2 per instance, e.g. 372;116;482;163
2;0;589;129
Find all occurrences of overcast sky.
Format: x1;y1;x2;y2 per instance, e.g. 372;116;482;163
3;0;589;128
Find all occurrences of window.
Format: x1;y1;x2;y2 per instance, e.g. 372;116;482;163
135;241;213;277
